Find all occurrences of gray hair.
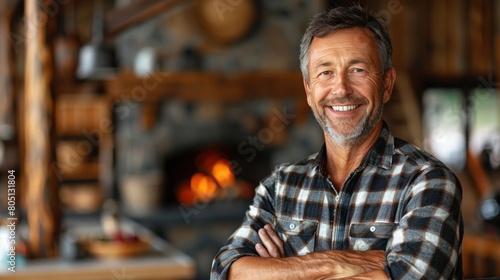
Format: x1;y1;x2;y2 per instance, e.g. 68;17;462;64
299;5;393;82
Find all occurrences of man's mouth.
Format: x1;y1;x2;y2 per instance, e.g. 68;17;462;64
331;105;360;112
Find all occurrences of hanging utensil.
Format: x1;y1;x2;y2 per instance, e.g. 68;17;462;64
77;0;116;80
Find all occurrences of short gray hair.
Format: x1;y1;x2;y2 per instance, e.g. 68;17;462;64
300;5;393;82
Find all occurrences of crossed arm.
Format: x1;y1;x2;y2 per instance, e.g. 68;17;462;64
227;224;389;280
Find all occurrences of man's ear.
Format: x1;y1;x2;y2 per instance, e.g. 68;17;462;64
303;78;312;107
382;67;396;104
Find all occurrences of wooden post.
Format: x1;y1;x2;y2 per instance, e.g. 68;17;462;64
23;0;60;258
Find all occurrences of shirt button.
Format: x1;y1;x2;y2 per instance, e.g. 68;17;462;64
289;223;296;230
335;196;339;202
370;226;376;232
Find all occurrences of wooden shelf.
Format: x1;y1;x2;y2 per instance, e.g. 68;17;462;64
54;93;113;214
55;94;110;136
105;70;311;123
105;71;306;102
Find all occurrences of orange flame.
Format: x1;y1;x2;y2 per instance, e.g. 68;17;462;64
212;159;235;188
177;151;238;205
190;172;218;202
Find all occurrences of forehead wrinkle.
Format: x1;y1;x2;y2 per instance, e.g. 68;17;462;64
313;60;332;69
312;57;369;71
308;28;381;72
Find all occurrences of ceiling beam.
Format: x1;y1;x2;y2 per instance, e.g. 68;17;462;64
105;0;185;37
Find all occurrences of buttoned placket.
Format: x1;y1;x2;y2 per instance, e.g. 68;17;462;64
329;164;366;249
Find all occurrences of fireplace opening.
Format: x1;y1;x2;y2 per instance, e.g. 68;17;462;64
162;141;274;207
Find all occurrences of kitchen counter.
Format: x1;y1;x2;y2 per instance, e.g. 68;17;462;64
0;219;196;280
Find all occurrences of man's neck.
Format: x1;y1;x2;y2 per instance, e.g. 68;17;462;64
324;122;383;189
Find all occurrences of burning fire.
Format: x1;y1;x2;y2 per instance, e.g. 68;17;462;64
212;159;235;188
177;151;239;206
191;172;218;201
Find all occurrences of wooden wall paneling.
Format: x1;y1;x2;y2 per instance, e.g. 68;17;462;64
388;0;407;71
485;0;494;75
23;0;60;258
447;0;466;76
430;0;448;75
405;0;423;75
469;0;494;75
401;0;415;74
412;0;431;75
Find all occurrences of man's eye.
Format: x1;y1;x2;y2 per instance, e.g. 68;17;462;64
351;68;365;73
319;71;332;76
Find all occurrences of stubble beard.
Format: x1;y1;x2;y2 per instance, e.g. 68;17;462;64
312;94;384;147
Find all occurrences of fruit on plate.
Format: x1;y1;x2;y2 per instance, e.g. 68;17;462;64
111;231;139;243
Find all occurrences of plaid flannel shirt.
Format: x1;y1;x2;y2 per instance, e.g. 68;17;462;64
211;122;463;279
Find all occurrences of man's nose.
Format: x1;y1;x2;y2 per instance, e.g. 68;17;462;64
330;72;351;97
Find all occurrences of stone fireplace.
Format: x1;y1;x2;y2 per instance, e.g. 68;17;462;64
113;86;323;210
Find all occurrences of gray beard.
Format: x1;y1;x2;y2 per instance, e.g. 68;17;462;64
313;99;384;147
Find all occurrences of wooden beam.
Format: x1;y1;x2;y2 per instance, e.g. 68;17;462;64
23;0;60;259
105;0;184;37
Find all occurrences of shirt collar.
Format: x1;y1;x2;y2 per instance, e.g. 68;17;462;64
312;121;394;174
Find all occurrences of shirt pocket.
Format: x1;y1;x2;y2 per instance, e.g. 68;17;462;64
275;218;318;256
348;222;397;251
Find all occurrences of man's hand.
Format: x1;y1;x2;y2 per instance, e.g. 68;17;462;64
237;224;388;279
255;224;285;258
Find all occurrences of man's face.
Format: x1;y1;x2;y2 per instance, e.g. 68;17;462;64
304;27;395;146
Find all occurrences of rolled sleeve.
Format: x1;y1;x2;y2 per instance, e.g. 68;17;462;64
385;166;463;279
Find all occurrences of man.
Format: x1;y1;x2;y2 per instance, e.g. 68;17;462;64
211;5;463;279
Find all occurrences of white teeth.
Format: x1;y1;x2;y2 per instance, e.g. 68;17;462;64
332;105;359;112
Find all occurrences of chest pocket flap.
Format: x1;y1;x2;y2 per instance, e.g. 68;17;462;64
275;218;318;256
349;222;397;238
276;218;318;235
349;222;397;251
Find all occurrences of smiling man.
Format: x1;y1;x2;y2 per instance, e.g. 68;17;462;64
211;5;463;280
